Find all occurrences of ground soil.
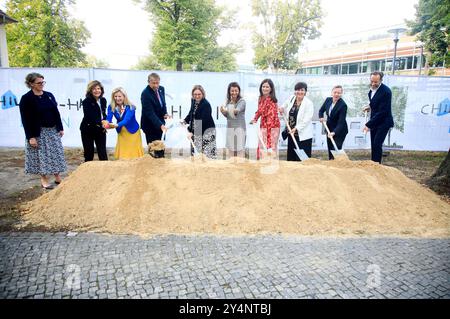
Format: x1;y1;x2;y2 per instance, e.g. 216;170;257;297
1;148;448;237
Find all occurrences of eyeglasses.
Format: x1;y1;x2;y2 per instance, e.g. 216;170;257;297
34;81;46;85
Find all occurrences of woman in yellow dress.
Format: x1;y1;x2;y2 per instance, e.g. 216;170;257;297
104;87;144;159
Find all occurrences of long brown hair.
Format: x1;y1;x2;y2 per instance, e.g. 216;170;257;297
86;80;104;99
226;82;242;104
259;78;277;103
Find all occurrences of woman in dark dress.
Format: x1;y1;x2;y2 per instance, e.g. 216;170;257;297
182;85;216;159
80;80;108;162
19;73;66;189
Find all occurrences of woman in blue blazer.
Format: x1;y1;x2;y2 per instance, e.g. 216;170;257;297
105;87;144;159
318;85;349;160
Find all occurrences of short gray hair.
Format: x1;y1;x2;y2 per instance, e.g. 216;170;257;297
25;73;44;89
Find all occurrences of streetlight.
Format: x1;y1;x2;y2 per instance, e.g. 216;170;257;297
415;41;424;76
388;27;407;75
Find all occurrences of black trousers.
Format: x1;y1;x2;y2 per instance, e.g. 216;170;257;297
287;136;312;161
370;126;391;163
144;130;162;145
81;128;108;162
326;135;346;160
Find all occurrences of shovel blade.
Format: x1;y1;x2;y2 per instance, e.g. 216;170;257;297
331;150;349;160
295;148;309;161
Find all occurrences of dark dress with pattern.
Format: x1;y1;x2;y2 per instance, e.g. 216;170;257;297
184;98;216;159
19;90;67;175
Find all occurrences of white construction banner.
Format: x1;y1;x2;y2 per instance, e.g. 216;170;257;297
1;68;449;151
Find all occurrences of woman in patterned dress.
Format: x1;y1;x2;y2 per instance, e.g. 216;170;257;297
220;82;246;159
250;79;280;159
182;85;216;159
19;73;67;190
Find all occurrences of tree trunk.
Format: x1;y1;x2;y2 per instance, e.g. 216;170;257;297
427;149;450;196
176;59;182;71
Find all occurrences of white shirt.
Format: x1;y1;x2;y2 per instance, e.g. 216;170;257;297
329;101;336;116
370;85;380;100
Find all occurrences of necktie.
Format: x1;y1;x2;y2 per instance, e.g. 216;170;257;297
156;89;162;107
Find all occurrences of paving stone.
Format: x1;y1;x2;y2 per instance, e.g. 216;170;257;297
0;233;448;299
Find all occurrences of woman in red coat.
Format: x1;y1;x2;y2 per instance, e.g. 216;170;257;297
250;79;280;159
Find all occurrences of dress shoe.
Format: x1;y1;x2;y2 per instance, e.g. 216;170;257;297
41;184;54;190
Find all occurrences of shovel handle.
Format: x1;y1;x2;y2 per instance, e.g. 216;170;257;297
322;122;340;151
281;111;302;151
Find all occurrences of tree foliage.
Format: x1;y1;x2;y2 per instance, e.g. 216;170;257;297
5;0;91;67
137;0;238;71
407;0;450;68
251;0;322;72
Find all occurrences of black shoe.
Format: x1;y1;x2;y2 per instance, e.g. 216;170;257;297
41;184;54;190
54;180;61;185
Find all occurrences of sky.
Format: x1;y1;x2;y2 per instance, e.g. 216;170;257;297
1;0;419;69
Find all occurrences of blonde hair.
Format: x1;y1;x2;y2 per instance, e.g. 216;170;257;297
86;80;104;98
110;87;135;111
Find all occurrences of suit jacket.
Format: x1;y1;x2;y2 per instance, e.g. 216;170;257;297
184;98;216;136
318;97;348;138
366;83;394;129
281;95;314;141
80;96;107;132
106;105;140;134
140;85;167;135
19;90;63;140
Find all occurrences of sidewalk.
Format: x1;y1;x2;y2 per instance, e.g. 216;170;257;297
0;232;448;299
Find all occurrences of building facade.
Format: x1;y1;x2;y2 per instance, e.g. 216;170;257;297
297;29;449;77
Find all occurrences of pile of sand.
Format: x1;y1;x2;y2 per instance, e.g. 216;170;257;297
20;156;450;237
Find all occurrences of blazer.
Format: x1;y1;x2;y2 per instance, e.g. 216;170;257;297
106;105;140;134
19;90;63;140
140;85;167;134
80;96;107;132
282;95;314;141
184;98;216;135
318;97;348;138
366;83;394;129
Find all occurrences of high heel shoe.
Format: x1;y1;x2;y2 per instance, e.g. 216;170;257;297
54;180;61;185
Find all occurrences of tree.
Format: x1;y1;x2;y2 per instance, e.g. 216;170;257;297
251;0;322;72
133;54;165;71
427;149;450;197
137;0;238;72
79;55;110;69
5;0;90;67
407;0;450;69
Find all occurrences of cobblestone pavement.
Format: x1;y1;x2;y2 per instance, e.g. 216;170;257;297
0;232;449;299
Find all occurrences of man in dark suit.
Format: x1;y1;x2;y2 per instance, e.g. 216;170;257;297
363;71;394;163
140;73;170;144
319;85;348;160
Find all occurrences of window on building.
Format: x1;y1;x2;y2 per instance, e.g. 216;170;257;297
348;63;359;74
407;56;413;69
330;65;340;74
398;57;407;70
361;62;368;73
323;65;330;75
341;64;349;74
370;61;380;72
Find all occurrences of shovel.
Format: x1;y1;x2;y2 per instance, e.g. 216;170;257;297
161;122;174;141
187;135;200;156
322;121;349;160
280;111;309;161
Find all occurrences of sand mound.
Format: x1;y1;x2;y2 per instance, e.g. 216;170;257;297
20;156;450;237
